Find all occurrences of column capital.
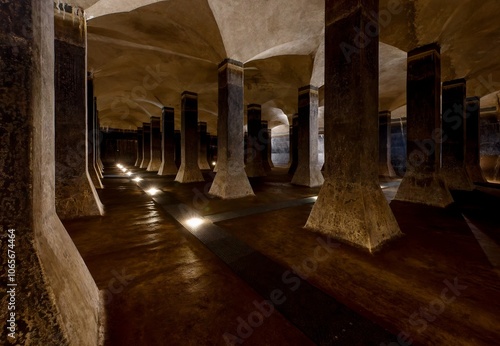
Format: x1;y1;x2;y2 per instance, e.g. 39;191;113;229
219;58;244;69
408;42;440;58
443;78;467;88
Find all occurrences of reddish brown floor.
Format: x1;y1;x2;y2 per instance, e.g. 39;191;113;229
65;166;500;345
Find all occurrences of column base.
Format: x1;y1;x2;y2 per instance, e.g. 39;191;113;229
210;168;254;199
306;180;403;252
89;168;103;189
198;160;211;170
175;165;204;183
245;163;267;178
394;172;454;207
158;162;178;176
147;159;162;172
379;163;397;178
56;174;104;219
140;159;150;169
441;166;474;191
291;165;324;187
466;165;486;183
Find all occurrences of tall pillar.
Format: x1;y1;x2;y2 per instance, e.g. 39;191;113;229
175;130;181;168
379;111;396;177
158;107;178;175
210;59;254;198
140;123;151;169
0;1;102;344
198;122;211;170
267;128;275;168
465;97;486;182
96;113;104;173
54;4;103;219
147;116;162;171
135;127;143;167
394;44;454;207
210;135;218;166
87;76;103;188
292;86;324;187
261;121;272;173
306;0;402;252
245;104;266;177
94;98;103;179
440;79;474;190
175;92;205;183
288;114;299;175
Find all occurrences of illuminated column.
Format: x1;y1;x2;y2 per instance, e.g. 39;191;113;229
245;104;266;177
135;127;143;167
288;114;299;175
87;76;103;188
198;122;211;170
147;116;162;171
379;111;396;177
158;107;178;175
140;123;151;169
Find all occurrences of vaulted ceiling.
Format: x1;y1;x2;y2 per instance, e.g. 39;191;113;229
73;0;500;133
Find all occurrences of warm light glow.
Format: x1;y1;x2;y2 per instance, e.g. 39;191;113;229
133;177;143;182
121;168;128;173
311;196;318;201
212;161;217;166
116;164;123;168
146;188;160;196
186;217;204;229
126;172;133;176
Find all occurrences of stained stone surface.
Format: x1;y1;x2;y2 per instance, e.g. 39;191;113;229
466;97;487;182
134;127;143;167
94;98;104;179
379;111;396;177
87;77;103;189
54;10;103;219
261;121;272;173
0;1;102;345
288;115;299;175
175;92;205;183
306;0;402;252
245;104;266;177
158;108;178;175
292;86;324;187
140;123;151;169
210;59;254;199
394;44;454;207
147;116;162;171
198;122;211;170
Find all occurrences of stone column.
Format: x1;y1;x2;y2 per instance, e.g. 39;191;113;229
175;92;205;183
210;59;254;198
465;97;486;182
140;123;151;168
0;1;102;344
292;86;324;187
158;107;178;175
198;122;211;170
54;5;103;219
440;79;474;190
261;121;272;173
175;130;181;168
379;111;396;177
135;127;143;167
394;44;454;207
210;135;218;166
267;128;275;168
94;98;103;179
147;116;162;171
245;104;266;177
87;76;103;188
288;114;299;175
306;0;402;252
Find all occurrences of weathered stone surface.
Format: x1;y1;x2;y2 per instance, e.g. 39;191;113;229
54;10;103;219
390;118;407;177
292;86;324;187
94;98;104;179
440;79;474;191
261;121;272;173
147;116;162;171
175;92;205;183
394;44;454;207
288;115;299;175
87;76;103;189
245;104;266;177
306;0;402;252
379;111;396;178
210;59;254;199
466;97;487;182
267;129;274;169
135;127;143;167
198;122;211;170
0;1;102;345
158;108;178;175
140;123;151;169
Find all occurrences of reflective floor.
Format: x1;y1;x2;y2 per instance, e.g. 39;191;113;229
64;165;500;345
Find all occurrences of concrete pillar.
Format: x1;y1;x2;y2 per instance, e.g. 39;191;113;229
147;116;162;171
261;121;272;173
175;130;181;168
245;104;266;177
306;0;402;252
210;135;218;167
175;92;205;183
465;97;487;182
54;5;103;219
210;59;254;198
135;127;143;167
268;128;275;168
94;98;103;179
198;122;211;170
158;107;178;175
140;123;151;169
394;44;454;207
379;111;396;178
0;1;102;344
87;76;103;188
440;79;474;191
96;113;104;173
292;86;324;187
288;115;299;175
